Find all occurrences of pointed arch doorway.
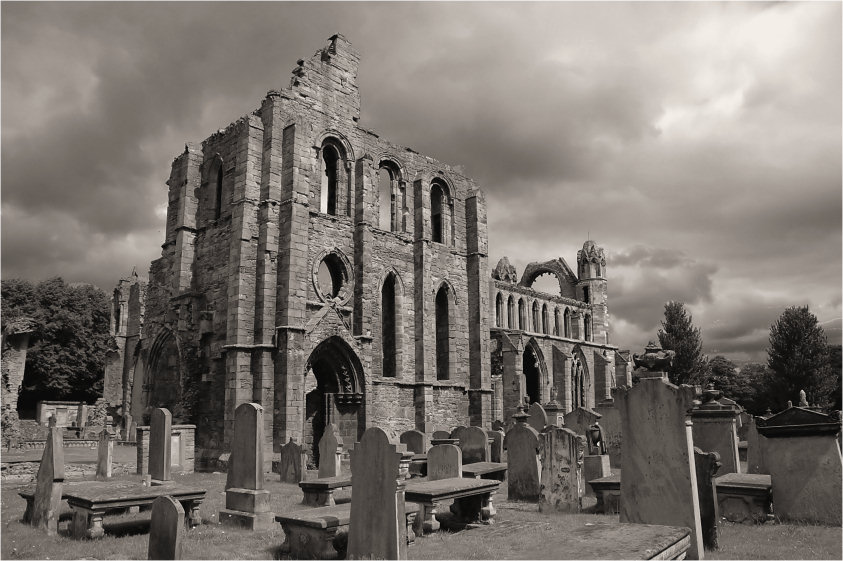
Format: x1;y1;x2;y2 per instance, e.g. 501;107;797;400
303;336;365;467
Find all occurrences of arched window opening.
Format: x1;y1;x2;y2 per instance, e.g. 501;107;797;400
584;314;592;342
381;276;396;377
530;273;560;296
320;144;340;215
596;264;602;277
532;301;540;332
583;286;591;304
518;299;526;330
571;359;586;409
554;308;560;336
431;182;444;243
435;285;450;380
214;164;223;220
495;293;503;328
378;166;395;231
523;345;541;405
564;308;571;338
317;256;343;300
507;296;515;329
542;304;549;334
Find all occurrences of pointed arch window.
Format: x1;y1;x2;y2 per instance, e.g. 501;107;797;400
518;299;526;330
507;295;515;329
435;284;451;380
532;301;540;332
381;275;397;377
584;314;592;342
564;308;571;338
320;143;343;215
554;308;560;336
542;304;549;334
495;293;503;328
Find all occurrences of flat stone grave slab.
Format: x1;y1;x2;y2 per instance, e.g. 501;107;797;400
714;473;772;523
298;475;352;507
589;473;621;514
435;518;690;559
462;461;507;481
55;480;205;539
405;476;499;534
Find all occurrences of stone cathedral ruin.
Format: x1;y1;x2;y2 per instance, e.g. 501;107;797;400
107;35;631;467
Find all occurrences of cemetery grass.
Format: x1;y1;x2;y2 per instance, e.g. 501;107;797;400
2;471;840;560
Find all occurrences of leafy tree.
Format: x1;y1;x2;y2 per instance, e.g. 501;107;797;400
766;306;836;410
1;277;115;413
658;301;709;386
709;357;772;414
829;345;842;410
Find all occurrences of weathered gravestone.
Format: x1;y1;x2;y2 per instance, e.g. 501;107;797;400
691;390;741;474
595;400;623;468
31;422;65;535
431;430;450;441
744;416;767;474
614;377;704;560
564;407;601;437
487;429;505;463
449;426;468;442
318;423;343;478
503;412;541;501
219;403;274;530
347;427;407;560
539;426;585;513
399;429;428;454
149;408;172;484
694;447;722;551
527;402;548;433
757;406;842;525
427;444;462;480
148;495;184;560
459;426;490;464
278;438;306;483
96;427;113;481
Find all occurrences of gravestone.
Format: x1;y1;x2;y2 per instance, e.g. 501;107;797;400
503;419;542;501
149;408;172;484
538;426;585;513
278;438;306;483
487;429;505;463
431;430;450;440
757;406;842;525
564;407;602;437
744;417;767;474
31;424;65;535
595;401;623;468
449;425;468;442
691;393;741;474
219;403;274;530
318;423;342;478
527;403;548;433
347;427;407;560
694;448;721;551
96;427;113;481
427;444;463;480
614;377;704;560
459;426;490;464
399;429;428;454
148;495;184;560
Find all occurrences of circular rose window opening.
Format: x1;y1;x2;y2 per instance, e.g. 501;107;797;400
316;253;348;302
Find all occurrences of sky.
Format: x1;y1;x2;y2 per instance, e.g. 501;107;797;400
2;1;841;363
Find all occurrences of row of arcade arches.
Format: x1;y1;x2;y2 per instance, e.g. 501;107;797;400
494;293;592;341
520;340;590;409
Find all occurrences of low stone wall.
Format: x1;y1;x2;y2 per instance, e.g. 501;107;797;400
15;439;99;450
136;424;195;475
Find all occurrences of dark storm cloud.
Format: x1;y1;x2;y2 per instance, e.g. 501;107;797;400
1;2;840;361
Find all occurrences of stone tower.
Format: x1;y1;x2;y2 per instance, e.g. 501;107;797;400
577;240;608;345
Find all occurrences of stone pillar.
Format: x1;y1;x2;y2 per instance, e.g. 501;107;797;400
149;408;172;484
466;189;492;427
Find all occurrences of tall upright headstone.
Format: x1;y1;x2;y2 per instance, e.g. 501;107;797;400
757;405;842;525
694;448;721;551
317;423;342;478
399;429;428;454
219;403;274;530
96;427;114;481
459;426;490;464
149;408;172;484
148;495;184;560
614;374;704;560
563;407;601;437
347;427;407;560
278;438;306;483
691;388;741;474
487;429;505;463
527;402;548;433
539;426;585;513
427;444;462;481
503;410;541;501
31;423;65;535
745;416;767;474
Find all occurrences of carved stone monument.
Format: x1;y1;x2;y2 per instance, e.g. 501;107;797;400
31;421;65;535
538;426;585;513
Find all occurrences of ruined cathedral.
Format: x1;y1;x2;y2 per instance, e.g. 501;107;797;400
109;35;631;467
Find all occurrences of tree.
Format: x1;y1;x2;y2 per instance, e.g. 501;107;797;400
828;345;842;410
1;277;115;413
658;301;709;386
766;306;836;410
708;356;772;414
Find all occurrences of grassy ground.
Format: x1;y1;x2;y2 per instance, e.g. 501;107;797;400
1;470;840;560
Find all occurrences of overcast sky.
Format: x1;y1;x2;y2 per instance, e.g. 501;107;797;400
2;1;841;362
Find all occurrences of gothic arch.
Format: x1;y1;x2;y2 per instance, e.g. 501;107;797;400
523;338;548;404
378;269;405;379
570;345;591;410
518;258;578;299
145;329;183;421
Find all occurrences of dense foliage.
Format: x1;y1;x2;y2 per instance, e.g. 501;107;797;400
766;306;837;410
658;301;709;386
709;357;772;414
1;277;115;412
